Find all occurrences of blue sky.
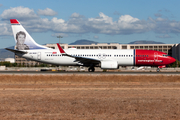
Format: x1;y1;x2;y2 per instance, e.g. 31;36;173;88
0;0;180;48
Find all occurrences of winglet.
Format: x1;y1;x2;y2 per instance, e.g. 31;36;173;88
57;43;65;53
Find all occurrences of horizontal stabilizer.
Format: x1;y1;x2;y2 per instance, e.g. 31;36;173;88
5;48;27;54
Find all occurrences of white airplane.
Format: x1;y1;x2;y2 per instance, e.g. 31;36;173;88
6;19;176;72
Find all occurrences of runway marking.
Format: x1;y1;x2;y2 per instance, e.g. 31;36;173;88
1;71;180;75
1;88;180;91
0;74;180;76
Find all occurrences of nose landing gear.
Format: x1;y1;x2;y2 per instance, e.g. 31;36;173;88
156;68;160;72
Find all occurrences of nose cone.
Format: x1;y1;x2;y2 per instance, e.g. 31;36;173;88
164;56;176;65
170;57;176;64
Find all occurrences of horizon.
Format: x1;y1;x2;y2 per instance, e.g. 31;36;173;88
1;39;167;49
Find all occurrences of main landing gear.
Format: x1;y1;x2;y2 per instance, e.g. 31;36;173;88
88;67;95;72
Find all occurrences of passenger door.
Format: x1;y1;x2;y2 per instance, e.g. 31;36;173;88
37;52;41;60
154;52;158;60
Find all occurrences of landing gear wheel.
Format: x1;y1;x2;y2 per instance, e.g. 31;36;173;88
156;68;160;72
88;67;95;72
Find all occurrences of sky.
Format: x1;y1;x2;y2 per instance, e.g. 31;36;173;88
0;0;180;48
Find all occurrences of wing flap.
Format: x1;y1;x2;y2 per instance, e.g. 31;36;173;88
74;56;100;63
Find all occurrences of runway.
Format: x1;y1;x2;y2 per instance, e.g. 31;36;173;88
0;71;180;75
0;75;180;119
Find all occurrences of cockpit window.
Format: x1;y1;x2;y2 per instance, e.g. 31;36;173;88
163;54;169;57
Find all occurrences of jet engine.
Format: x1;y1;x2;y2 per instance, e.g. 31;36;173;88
101;61;118;69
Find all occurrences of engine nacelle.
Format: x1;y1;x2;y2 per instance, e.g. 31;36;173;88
101;61;118;69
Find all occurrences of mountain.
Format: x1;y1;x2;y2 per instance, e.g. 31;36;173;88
69;39;98;45
0;46;15;61
128;40;164;44
69;39;165;45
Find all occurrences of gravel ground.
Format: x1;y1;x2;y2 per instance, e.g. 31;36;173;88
0;81;179;120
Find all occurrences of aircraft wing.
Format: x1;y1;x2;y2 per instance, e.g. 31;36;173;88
71;55;100;64
56;43;100;65
5;48;27;54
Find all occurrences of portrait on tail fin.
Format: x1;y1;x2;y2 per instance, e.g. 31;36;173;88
10;19;49;50
16;31;29;50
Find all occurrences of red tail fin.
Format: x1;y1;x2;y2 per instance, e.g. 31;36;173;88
10;19;20;24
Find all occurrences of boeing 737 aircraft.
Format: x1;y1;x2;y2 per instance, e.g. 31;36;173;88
6;19;176;72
